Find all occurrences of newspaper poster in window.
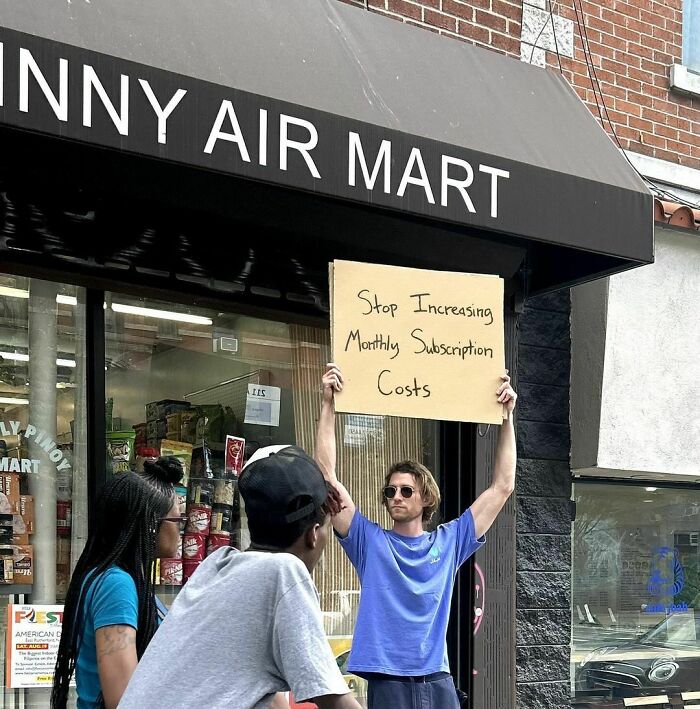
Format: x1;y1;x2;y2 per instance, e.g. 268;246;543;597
6;605;65;688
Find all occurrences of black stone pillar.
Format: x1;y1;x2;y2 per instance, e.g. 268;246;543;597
515;289;572;708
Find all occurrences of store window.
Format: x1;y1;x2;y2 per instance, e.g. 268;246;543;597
0;275;86;706
104;293;439;708
683;0;700;72
572;483;700;704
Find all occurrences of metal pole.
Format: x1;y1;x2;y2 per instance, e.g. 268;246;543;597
27;280;58;604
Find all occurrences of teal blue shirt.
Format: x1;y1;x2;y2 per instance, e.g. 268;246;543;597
76;567;138;709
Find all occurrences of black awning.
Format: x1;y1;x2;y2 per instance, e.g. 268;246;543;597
0;0;653;290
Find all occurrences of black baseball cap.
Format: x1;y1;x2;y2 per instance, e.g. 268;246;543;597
239;445;329;526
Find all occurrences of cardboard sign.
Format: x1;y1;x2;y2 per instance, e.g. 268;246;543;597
331;260;505;424
6;604;65;688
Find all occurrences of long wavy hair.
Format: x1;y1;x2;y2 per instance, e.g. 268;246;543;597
51;457;182;709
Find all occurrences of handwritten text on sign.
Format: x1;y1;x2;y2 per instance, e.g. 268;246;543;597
331;260;505;424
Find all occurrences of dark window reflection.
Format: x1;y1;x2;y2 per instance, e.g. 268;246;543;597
573;483;700;704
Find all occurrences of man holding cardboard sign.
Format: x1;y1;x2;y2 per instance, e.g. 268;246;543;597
314;363;517;709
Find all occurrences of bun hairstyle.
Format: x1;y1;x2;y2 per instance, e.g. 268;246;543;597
143;456;184;485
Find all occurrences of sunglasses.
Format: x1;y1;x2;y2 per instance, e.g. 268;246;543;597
159;515;187;531
383;485;415;500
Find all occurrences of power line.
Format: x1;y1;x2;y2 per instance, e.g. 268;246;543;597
524;0;699;212
527;0;563;71
549;2;564;73
570;0;700;211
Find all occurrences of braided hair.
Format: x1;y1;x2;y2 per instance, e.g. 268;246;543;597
51;457;183;709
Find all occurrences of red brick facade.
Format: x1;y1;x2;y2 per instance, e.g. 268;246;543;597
340;0;700;169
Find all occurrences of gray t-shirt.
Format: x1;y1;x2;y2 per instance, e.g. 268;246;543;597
119;548;349;709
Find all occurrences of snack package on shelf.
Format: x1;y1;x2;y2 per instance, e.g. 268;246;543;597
135;447;159;474
183;559;201;582
133;423;147;449
0;547;13;583
179;411;198;444
225;436;245;478
159;440;193;486
160;558;183;585
56;536;71;598
194;405;224;443
175;485;187;514
106;431;136;474
207;533;230;556
183;534;205;561
56;499;71;538
166;413;182;440
105;398;114;432
146;400;190;422
185;505;211;535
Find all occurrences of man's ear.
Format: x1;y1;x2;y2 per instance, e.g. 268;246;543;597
305;523;321;549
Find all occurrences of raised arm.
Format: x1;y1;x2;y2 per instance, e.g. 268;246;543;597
469;374;517;539
314;363;355;537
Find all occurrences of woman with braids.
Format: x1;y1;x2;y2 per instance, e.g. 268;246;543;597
51;456;184;709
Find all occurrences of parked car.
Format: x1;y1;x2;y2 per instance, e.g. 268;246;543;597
330;637;367;704
576;611;700;696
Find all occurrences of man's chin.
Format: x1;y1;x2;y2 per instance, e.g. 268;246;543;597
389;509;416;522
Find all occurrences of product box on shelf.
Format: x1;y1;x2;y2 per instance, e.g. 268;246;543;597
147;400;191;422
194;405;224;443
160;440;193;485
56;536;71;598
133;422;147;447
179;411;198;444
166;413;182;439
0;473;20;513
0;547;13;583
0;514;13;545
19;496;34;535
146;437;162;451
12;544;33;585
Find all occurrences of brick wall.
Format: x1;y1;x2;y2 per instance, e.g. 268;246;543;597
340;0;523;55
552;0;700;168
339;0;700;168
515;289;572;709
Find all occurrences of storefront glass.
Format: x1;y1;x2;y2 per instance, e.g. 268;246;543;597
572;482;700;704
0;275;86;706
104;292;440;708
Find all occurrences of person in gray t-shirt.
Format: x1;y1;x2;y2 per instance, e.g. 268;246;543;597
119;446;360;709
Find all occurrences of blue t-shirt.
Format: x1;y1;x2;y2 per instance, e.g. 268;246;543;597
76;567;138;709
338;508;484;676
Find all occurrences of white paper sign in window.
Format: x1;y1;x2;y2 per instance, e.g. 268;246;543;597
244;384;281;427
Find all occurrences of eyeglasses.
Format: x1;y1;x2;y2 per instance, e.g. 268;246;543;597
159;515;187;531
383;485;415;500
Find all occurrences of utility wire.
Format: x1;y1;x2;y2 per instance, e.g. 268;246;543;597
571;0;700;211
527;0;563;70
524;0;699;211
549;2;564;73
